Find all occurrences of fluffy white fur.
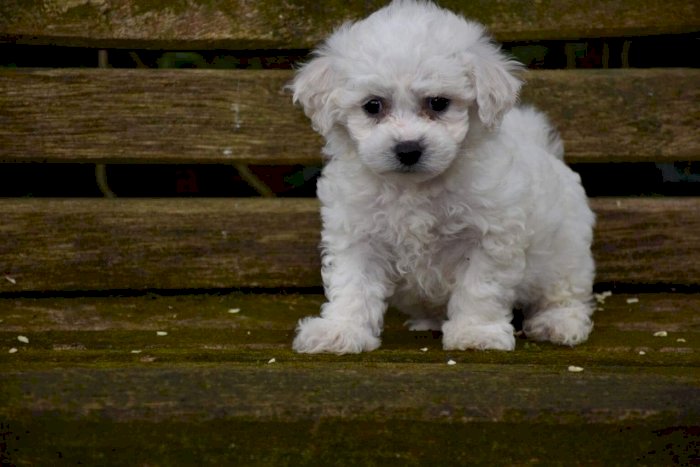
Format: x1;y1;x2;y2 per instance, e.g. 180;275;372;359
290;0;595;354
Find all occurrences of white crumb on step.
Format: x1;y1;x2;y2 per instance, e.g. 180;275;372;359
17;335;29;344
626;297;639;304
131;350;142;354
638;351;646;355
567;365;584;373
420;347;428;352
8;348;18;354
4;276;16;285
228;308;241;314
594;291;612;304
156;331;168;336
267;358;276;364
447;359;457;366
653;331;668;337
676;338;687;343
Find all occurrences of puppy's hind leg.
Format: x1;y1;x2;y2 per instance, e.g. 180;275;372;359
523;231;595;346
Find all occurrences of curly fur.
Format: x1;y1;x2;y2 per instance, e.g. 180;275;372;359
290;0;596;353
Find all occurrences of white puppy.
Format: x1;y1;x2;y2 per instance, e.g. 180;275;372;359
290;0;595;353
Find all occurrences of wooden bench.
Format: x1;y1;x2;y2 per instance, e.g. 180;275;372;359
1;1;699;464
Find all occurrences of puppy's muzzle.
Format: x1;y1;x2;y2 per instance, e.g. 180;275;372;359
394;140;424;167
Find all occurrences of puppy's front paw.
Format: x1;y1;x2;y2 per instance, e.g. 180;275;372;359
441;320;515;351
524;304;593;346
292;317;380;354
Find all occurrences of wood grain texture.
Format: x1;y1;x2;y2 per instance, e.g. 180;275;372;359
1;292;697;359
1;68;698;164
2;365;697;423
592;198;700;286
521;70;700;163
0;69;313;165
1;0;698;49
0;198;322;292
0;292;698;464
0;197;698;293
1;367;696;464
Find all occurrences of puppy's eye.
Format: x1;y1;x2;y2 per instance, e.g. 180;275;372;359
427;97;450;113
362;98;384;116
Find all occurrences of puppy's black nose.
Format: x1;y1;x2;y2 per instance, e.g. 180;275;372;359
394;140;423;167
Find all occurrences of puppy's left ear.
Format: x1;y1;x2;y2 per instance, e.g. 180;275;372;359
464;44;523;128
289;55;339;136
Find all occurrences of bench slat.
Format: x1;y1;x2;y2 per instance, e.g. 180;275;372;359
1;292;697;356
1;68;698;165
1;0;697;48
0;292;698;464
0;197;697;292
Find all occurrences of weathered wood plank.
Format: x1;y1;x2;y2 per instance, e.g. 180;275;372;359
0;198;698;292
592;197;700;285
0;293;697;366
1;0;697;49
521;70;700;163
1;68;698;164
0;198;321;292
0;69;313;164
0;293;698;464
1;418;697;465
2;365;697;423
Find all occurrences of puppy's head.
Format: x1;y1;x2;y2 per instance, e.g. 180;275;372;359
291;0;522;180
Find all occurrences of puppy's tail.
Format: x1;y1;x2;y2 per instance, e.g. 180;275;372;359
504;106;564;160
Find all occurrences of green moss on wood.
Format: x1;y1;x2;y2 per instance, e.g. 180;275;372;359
1;292;698;464
1;292;698;374
3;418;698;465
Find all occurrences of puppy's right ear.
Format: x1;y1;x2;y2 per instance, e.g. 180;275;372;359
290;55;339;136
